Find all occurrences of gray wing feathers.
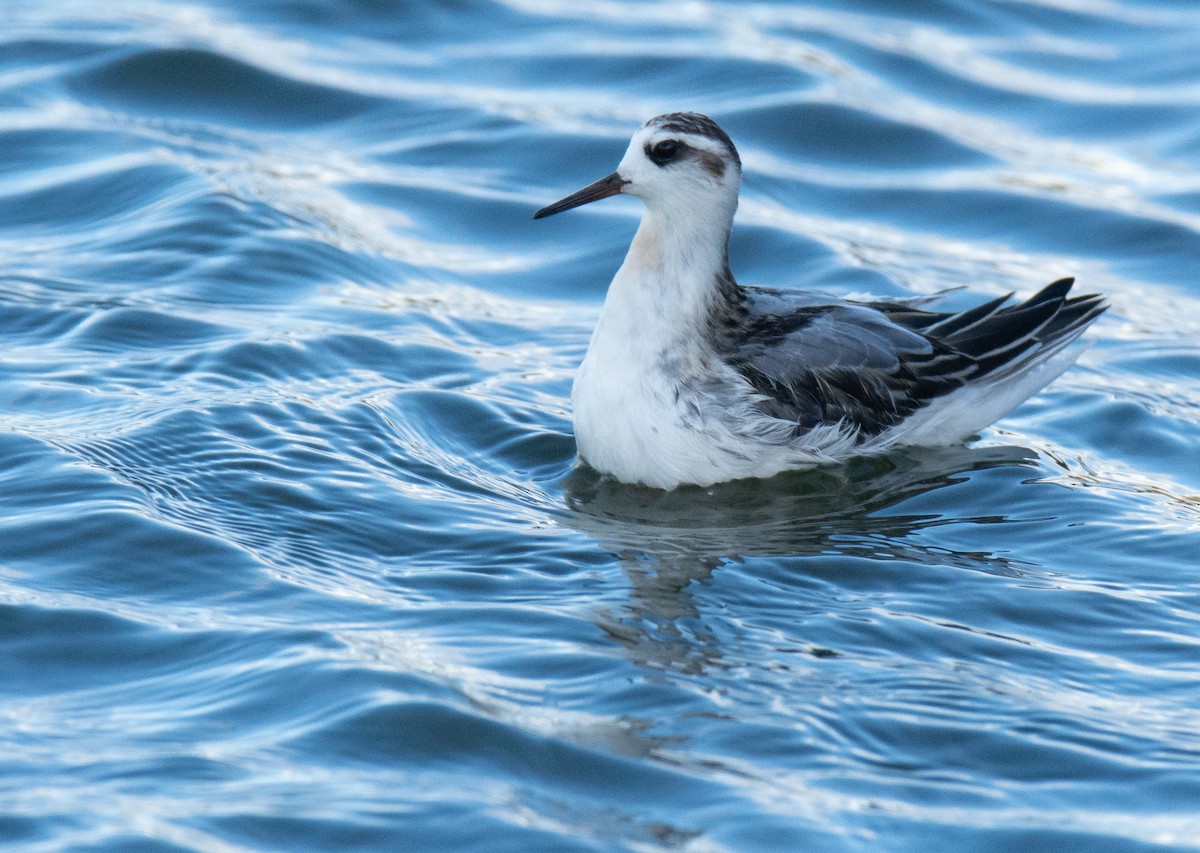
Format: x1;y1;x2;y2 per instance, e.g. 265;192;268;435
727;277;1106;439
751;306;930;375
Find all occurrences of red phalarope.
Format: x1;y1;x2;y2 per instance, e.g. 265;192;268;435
534;112;1106;489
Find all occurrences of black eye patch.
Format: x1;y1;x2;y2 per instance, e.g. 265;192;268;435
646;139;682;166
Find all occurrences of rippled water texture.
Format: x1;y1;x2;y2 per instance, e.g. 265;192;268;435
2;1;1199;850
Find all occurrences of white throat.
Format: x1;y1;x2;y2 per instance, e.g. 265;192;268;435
607;192;738;341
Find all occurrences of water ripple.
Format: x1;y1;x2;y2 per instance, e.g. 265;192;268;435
1;1;1199;851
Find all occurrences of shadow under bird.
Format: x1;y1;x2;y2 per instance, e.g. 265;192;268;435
534;112;1106;490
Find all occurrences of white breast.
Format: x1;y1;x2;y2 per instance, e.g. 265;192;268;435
571;262;836;488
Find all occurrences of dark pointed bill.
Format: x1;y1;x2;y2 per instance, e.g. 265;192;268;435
533;172;628;219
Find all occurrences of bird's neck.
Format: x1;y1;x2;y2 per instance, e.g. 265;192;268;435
602;204;742;349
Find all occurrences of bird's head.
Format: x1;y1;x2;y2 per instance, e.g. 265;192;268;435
533;112;742;225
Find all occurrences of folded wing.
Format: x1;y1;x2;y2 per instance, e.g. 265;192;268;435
725;277;1106;439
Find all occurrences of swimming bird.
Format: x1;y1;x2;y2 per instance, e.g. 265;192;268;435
534;112;1106;489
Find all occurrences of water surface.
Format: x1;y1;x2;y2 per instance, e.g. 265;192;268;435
1;1;1199;851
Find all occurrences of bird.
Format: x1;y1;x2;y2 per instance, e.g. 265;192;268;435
533;112;1106;490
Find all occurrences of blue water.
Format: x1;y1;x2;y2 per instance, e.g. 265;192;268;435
1;1;1199;850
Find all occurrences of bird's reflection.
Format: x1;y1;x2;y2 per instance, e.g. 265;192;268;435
562;443;1041;675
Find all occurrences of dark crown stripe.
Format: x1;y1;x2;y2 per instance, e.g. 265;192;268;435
646;112;741;169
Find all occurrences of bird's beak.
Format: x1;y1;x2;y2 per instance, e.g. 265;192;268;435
533;172;628;219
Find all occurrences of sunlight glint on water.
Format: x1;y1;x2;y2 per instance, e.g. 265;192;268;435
0;1;1198;851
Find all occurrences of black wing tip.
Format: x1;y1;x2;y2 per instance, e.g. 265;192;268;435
948;276;1107;374
1036;276;1108;309
1031;277;1075;304
1036;277;1108;326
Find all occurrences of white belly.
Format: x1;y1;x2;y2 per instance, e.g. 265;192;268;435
571;341;803;489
